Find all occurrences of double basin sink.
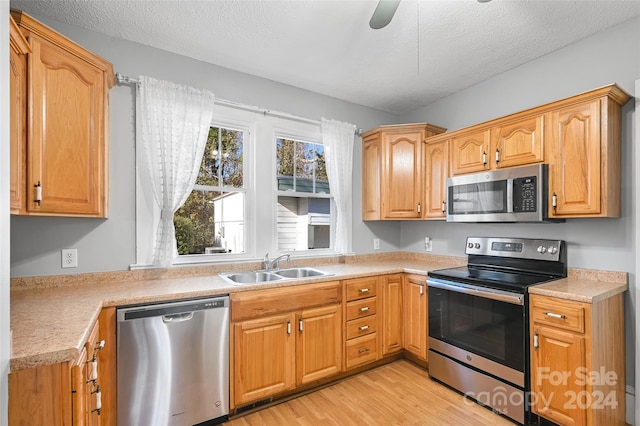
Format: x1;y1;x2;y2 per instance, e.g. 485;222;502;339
219;267;333;285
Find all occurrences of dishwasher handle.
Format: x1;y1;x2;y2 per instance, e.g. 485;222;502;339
162;312;194;323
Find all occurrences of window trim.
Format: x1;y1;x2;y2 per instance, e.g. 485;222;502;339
273;128;336;256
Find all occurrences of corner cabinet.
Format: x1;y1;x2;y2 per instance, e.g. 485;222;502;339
529;293;625;425
362;123;446;220
9;318;107;425
10;11;115;217
546;86;630;218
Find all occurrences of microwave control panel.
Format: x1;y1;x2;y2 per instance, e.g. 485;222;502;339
512;176;537;213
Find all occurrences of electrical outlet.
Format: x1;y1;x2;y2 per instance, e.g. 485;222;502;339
424;237;432;252
373;238;380;250
61;249;78;268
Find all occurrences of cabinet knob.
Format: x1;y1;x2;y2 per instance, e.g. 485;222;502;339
95;340;105;351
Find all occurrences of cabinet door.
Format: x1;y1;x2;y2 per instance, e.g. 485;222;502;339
492;115;544;169
296;305;342;385
381;131;423;218
424;140;448;219
381;274;403;356
450;129;490;175
547;100;601;216
9;21;29;214
362;137;381;220
403;275;427;360
27;33;106;216
531;325;586;426
234;313;296;405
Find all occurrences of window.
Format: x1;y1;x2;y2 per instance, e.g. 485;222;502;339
174;125;246;256
276;137;333;252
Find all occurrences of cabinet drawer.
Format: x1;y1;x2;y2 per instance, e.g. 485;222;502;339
346;316;377;340
345;277;378;301
346;297;378;321
530;295;585;333
345;333;378;369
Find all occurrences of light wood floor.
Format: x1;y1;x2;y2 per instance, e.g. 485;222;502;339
225;360;516;425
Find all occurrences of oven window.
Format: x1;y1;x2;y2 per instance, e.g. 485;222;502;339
449;180;507;215
429;287;524;371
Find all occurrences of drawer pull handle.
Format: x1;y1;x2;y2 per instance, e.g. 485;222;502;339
359;325;370;331
358;348;370;354
92;385;102;415
359;307;370;312
544;312;567;319
359;288;369;293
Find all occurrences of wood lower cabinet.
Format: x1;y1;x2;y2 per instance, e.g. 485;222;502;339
361;123;446;220
381;274;403;355
233;313;296;405
297;305;342;384
546;86;629;218
231;282;342;408
530;293;625;425
10;11;114;217
403;274;427;361
343;276;379;369
9;318;107;426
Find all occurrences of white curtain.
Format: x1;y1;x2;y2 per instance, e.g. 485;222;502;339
321;118;357;253
136;76;215;267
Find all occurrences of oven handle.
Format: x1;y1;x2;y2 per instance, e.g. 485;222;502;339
427;278;524;306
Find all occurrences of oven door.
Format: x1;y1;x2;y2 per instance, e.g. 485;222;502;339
427;278;525;376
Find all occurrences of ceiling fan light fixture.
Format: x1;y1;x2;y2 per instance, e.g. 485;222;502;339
369;0;401;29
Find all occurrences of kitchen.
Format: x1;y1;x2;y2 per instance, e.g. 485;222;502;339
1;1;639;425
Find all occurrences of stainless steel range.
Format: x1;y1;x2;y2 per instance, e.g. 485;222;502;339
427;237;567;425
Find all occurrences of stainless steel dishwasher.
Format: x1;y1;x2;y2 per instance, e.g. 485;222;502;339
117;295;229;426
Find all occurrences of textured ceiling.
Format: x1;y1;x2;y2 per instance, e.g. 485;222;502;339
10;0;640;114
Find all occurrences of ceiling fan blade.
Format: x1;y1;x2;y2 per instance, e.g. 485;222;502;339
369;0;401;29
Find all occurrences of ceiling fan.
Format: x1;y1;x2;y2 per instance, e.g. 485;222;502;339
369;0;492;30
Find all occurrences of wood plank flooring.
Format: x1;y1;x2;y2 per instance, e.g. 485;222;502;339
225;360;515;425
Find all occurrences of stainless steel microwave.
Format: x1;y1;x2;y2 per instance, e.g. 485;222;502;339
446;164;560;222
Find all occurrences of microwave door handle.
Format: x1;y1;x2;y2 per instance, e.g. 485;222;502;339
506;178;514;213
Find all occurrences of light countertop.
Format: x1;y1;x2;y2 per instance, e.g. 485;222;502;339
9;254;627;373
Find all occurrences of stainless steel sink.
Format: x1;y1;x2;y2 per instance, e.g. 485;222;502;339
274;267;333;279
219;271;284;285
219;267;332;285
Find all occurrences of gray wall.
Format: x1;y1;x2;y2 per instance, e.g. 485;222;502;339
396;16;640;411
9;14;400;277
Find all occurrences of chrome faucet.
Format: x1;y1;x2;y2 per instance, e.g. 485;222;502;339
262;253;291;271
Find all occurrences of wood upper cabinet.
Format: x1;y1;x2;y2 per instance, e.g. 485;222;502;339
450;128;490;175
381;274;403;356
403;274;427;361
423;140;448;219
362;137;381;220
10;10;114;217
10;16;30;214
530;293;625;425
546;87;629;218
296;305;342;385
491;115;544;169
233;313;296;406
361;123;446;220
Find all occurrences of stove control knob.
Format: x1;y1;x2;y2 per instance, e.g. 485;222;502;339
467;243;474;249
548;246;558;255
537;246;547;254
474;243;481;249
